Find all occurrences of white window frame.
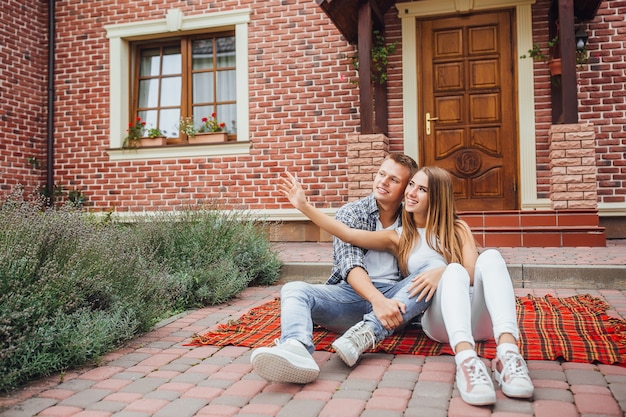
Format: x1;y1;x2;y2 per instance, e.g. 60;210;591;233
105;8;251;161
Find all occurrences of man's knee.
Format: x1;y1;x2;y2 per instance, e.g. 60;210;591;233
281;281;309;299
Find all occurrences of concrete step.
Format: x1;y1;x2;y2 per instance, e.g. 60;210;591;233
274;240;626;290
278;261;626;289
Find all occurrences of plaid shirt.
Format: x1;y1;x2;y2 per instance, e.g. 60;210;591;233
325;194;402;285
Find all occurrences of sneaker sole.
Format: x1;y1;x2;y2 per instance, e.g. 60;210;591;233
494;369;534;399
331;341;358;367
459;392;496;406
251;351;319;384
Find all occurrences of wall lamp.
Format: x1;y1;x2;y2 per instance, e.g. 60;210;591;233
575;27;588;50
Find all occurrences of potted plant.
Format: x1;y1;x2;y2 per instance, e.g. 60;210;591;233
141;126;167;147
122;116;146;149
351;30;397;85
191;112;228;144
178;116;197;140
520;36;561;76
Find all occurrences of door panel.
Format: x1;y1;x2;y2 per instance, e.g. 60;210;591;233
419;11;518;211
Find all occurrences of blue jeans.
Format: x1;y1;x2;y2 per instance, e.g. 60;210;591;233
279;272;431;353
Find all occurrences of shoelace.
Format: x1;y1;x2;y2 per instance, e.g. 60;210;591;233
350;324;376;351
502;353;528;378
465;358;491;385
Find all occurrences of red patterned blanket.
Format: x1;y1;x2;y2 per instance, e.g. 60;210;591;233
187;294;626;365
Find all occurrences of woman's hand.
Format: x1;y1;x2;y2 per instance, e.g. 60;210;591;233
407;266;445;302
277;172;308;211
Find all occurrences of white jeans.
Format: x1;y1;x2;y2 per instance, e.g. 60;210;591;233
420;249;519;352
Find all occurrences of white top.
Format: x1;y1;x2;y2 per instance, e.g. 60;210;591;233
365;217;402;283
402;227;447;275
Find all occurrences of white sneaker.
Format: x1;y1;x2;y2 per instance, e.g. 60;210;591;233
250;339;319;384
331;321;376;367
456;356;496;406
494;351;534;399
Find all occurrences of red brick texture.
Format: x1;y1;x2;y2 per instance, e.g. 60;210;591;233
0;1;48;197
532;0;626;205
0;0;624;214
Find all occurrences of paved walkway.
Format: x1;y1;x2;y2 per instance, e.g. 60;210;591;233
1;242;626;417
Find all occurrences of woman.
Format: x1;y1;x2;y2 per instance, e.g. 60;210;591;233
278;166;533;406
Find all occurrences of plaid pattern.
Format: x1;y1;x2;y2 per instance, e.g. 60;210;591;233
187;294;626;366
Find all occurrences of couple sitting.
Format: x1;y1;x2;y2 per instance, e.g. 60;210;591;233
251;154;534;406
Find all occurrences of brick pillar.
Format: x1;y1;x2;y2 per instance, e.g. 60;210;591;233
347;134;389;201
549;123;597;209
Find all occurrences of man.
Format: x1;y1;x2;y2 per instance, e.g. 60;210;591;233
251;153;426;383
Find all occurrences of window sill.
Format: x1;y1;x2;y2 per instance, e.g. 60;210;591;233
107;140;250;161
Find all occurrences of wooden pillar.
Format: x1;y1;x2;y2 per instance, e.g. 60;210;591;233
557;0;578;123
358;3;373;134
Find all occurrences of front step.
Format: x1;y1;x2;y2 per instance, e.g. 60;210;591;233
277;262;626;290
268;210;606;247
459;209;606;247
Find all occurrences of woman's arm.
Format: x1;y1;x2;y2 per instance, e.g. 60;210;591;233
458;220;479;284
278;172;399;254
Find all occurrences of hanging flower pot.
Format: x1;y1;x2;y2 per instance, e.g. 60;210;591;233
548;58;562;76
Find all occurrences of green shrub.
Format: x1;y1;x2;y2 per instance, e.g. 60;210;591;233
0;188;281;392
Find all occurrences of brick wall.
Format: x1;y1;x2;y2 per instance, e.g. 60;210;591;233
578;0;626;205
1;0;624;214
37;0;367;212
533;0;626;205
0;1;48;198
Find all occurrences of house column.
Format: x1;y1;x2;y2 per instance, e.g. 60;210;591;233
549;123;597;209
347;134;389;201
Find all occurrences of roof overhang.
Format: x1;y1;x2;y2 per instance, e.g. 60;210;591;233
314;0;397;44
315;0;603;44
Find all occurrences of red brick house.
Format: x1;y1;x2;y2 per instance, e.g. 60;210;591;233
1;0;624;246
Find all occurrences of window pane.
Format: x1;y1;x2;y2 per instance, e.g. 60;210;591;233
160;77;181;106
192;39;214;70
216;36;236;68
193;72;214;103
193;105;212;129
142;110;158;133
140;48;160;76
137;110;149;136
138;79;159;108
160;108;180;138
216;70;236;101
162;46;181;74
218;103;237;134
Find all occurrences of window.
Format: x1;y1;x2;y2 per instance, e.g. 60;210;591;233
105;8;250;160
133;34;237;140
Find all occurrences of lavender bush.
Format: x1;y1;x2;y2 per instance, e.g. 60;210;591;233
0;187;281;392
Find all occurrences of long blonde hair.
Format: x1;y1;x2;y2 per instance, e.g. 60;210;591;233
397;166;466;276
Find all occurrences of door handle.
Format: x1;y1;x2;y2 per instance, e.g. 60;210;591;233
425;112;439;135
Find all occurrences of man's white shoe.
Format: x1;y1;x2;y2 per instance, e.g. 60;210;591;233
250;339;319;384
456;356;496;406
331;321;376;367
494;351;534;399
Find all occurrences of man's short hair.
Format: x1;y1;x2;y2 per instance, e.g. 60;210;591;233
385;153;419;177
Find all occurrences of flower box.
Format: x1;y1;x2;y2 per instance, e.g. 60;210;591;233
166;136;185;145
139;136;167;147
189;132;228;144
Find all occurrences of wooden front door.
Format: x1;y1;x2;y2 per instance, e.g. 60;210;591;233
418;11;518;211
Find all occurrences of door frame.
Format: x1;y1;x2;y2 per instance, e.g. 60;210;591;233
397;0;548;210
